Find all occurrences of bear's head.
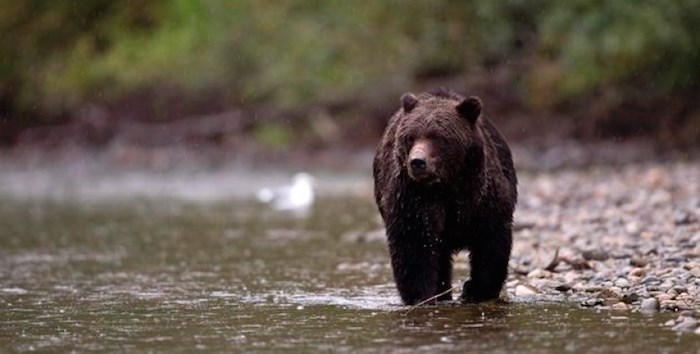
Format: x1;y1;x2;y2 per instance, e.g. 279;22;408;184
394;90;484;185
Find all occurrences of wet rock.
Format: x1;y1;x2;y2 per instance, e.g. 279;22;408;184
649;190;671;206
659;281;674;291
690;267;700;278
581;298;603;307
657;294;675;302
640;298;659;311
554;283;572;292
628;267;646;278
673;286;687;294
630;256;648;268
609;286;623;297
614;278;630;288
621;293;640;304
611;302;629;311
677;301;694;311
601;297;621;306
674;210;696;225
563;272;580;284
625;221;640;235
506;280;519;288
584;286;605;293
513;221;536;231
582;249;609;261
597;288;621;300
672;317;698;332
679;310;696;318
665;255;686;263
515;284;538;296
660;300;678;311
527;269;552;279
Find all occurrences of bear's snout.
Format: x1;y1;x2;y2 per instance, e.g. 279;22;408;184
410;156;427;172
408;139;437;183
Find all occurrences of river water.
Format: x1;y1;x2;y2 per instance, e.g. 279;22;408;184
0;170;697;352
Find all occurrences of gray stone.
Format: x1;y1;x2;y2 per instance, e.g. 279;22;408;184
674;210;696;225
641;276;661;285
611;302;629;310
630;256;648;268
581;298;603;307
621;293;640;304
615;278;630;288
554;283;572;292
640;298;659;311
582;249;609;261
515;284;538;296
690;267;700;278
672;317;698;332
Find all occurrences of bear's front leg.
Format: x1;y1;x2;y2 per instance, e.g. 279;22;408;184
461;224;512;302
436;252;454;301
387;237;439;305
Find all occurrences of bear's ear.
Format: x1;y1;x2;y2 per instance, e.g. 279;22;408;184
456;96;482;124
400;93;418;113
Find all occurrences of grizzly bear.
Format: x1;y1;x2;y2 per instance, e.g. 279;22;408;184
373;89;517;305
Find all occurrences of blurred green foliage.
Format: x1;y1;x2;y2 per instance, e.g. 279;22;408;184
1;0;699;120
533;0;700;107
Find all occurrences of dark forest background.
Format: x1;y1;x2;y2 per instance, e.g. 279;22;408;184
1;0;699;163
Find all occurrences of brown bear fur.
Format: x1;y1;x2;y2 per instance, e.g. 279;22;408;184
373;89;517;305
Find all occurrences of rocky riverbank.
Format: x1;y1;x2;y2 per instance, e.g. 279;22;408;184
505;161;699;332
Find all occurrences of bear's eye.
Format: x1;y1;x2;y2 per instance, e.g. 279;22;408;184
436;136;449;145
425;133;446;145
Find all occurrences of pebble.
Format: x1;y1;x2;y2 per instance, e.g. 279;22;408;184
614;278;630;288
657;294;674;302
527;269;552;279
515;284;538;296
679;310;696;318
582;249;609;261
659;282;674;291
640;298;659;311
690;268;700;278
641;276;661;285
674;210;695;225
660;300;678;311
554;283;572;292
672;317;698;332
621;293;639;304
628;267;646;277
581;298;602;307
611;302;629;311
630;256;648;268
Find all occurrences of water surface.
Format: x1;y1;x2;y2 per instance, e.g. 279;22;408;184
0;196;696;352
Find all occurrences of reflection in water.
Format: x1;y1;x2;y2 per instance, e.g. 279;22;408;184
0;197;695;352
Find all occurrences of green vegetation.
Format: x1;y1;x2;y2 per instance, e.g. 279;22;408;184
1;0;698;142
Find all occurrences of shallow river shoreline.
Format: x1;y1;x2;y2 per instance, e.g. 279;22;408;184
1;158;699;341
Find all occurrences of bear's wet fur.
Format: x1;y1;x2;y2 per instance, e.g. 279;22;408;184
373;89;517;305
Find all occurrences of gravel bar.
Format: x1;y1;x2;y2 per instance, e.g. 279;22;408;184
505;161;699;332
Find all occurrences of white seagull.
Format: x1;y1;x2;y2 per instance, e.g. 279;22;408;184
256;172;315;212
